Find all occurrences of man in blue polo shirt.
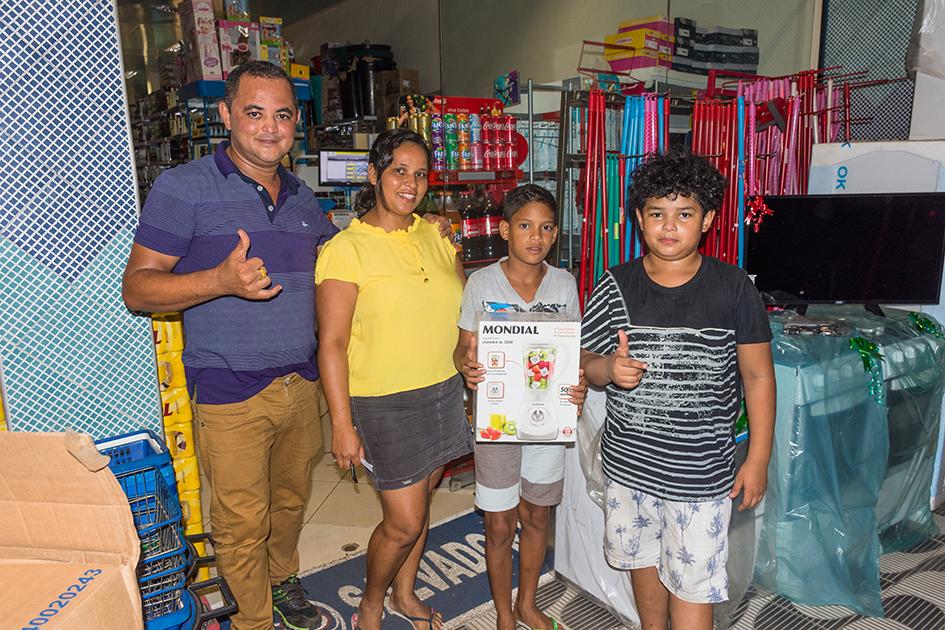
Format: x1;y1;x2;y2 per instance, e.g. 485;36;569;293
122;61;333;630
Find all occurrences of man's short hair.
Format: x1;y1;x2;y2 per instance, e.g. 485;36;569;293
223;61;296;109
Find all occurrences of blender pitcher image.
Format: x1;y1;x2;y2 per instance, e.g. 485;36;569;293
519;343;560;441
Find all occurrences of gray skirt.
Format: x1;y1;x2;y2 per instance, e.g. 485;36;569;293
350;374;473;490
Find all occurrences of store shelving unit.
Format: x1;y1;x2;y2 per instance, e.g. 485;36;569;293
131;79;312;200
428;168;523;269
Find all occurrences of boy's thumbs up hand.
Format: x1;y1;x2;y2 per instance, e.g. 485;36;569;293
609;329;648;390
615;329;630;357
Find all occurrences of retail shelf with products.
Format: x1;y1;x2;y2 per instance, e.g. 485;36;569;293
428;168;523;188
178;79;312;103
131;79;313;200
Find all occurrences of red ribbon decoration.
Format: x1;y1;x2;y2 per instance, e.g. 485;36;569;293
745;195;774;233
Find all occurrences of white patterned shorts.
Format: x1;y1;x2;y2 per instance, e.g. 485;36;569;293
603;478;732;604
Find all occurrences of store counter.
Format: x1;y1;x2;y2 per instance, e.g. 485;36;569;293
555;306;945;625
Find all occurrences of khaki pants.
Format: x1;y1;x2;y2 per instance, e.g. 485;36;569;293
195;374;321;630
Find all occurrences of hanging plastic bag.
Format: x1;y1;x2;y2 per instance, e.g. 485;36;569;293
908;0;945;80
577;388;606;510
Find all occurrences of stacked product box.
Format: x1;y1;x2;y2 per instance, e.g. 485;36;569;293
673;16;759;76
180;0;223;82
217;20;261;78
152;312;210;581
258;15;284;69
475;312;580;444
604;15;674;72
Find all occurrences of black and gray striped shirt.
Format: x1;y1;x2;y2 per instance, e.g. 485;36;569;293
581;257;772;501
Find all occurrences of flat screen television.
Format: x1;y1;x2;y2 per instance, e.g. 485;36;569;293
744;193;945;305
318;150;369;186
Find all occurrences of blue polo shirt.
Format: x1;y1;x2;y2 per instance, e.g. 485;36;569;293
134;142;338;404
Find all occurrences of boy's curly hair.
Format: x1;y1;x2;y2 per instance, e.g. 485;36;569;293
628;149;727;213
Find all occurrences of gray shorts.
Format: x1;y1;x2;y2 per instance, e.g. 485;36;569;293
474;441;566;512
351;374;473;491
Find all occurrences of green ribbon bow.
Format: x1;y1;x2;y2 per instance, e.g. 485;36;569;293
909;312;945;338
849;336;885;405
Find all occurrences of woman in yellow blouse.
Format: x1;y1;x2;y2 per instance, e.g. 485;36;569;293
316;129;471;630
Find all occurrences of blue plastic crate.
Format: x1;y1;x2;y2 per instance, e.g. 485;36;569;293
142;571;187;622
117;467;182;540
138;533;187;581
96;430;176;493
144;587;197;630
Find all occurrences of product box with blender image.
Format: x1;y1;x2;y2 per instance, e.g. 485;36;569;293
476;312;580;443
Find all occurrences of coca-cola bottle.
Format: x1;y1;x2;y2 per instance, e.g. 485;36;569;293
458;191;483;262
479;192;507;261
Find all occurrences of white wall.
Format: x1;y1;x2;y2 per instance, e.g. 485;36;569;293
285;0;441;93
440;0;817;96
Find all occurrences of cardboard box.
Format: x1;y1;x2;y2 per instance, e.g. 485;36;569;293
476;312;580;443
604;29;674;60
674;16;697;41
384;68;421;95
180;0;223;82
607;48;673;73
217;20;260;78
353;132;378;150
0;432;142;629
618;14;673;37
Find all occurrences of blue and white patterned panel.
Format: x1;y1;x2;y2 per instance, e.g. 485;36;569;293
0;0;162;438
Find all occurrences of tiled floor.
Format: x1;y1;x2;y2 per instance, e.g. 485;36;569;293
300;453;477;569
200;450;477;572
200;387;479;572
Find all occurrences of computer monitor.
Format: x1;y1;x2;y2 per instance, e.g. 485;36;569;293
318;150;370;186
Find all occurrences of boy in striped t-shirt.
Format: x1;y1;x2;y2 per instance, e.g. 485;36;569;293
579;150;775;629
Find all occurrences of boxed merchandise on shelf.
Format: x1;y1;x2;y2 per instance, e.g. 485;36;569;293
173;454;201;494
217;20;261;78
259;15;283;43
178;489;203;529
674;16;697;41
0;432;143;629
157;351;187;392
152;312;184;355
165;421;195;460
617;14;674;37
224;0;249;20
671;15;759;75
603;20;673;73
161;386;194;426
608;48;673;72
259;42;283;65
384;68;421;96
290;63;310;80
180;0;223;82
604;28;673;57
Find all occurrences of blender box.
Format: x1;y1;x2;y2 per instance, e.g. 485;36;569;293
476;312;580;443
